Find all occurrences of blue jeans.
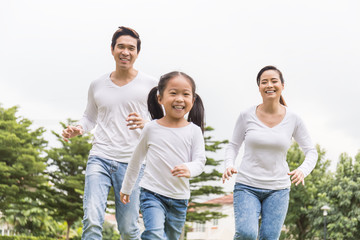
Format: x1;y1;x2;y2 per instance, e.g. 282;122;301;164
140;188;188;240
233;183;290;240
82;155;144;240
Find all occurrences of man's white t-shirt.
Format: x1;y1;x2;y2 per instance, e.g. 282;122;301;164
79;72;158;163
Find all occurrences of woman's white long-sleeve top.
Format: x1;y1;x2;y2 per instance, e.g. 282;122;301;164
225;106;318;190
121;121;206;199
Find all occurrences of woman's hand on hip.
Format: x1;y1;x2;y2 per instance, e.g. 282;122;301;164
288;169;305;186
222;167;238;183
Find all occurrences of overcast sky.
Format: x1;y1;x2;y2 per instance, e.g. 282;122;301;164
1;1;360;188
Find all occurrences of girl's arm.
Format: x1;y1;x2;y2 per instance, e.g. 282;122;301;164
180;126;206;178
120;125;149;200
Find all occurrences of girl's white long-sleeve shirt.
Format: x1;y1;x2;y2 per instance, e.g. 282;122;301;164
225;106;318;190
121;120;206;199
78;72;157;163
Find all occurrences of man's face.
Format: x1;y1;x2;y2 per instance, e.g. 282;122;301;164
111;35;139;70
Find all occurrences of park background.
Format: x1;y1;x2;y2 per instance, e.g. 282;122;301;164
1;0;360;239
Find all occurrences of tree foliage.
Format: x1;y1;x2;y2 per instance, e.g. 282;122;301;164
0;104;48;232
187;126;228;223
45;119;92;240
282;143;331;239
319;152;360;240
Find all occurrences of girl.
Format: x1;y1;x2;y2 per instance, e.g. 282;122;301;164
120;71;206;240
223;66;318;239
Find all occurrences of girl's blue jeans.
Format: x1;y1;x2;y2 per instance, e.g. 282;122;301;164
233;183;290;240
140;188;188;240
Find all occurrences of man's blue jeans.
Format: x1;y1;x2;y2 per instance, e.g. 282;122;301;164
82;155;143;240
140;188;188;240
233;183;290;240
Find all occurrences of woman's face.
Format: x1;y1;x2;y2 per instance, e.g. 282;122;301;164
258;70;284;101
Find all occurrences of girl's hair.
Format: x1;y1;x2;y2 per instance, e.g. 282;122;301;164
256;65;287;106
148;71;205;132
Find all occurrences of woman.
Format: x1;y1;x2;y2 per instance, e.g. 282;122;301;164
223;66;318;240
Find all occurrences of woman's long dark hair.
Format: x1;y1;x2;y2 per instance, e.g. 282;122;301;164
256;65;287;106
147;71;205;133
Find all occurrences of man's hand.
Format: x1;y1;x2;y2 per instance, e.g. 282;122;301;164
126;112;147;130
62;125;84;141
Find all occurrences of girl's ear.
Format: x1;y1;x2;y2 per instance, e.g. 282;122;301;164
157;94;162;105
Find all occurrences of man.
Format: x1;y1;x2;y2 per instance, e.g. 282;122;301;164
62;26;157;240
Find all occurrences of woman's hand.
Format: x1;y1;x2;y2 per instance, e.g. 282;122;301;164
171;164;191;178
222;167;238;183
288;169;305;186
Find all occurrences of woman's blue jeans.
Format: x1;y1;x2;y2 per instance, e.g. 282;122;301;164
233;183;290;240
82;155;144;240
140;188;188;240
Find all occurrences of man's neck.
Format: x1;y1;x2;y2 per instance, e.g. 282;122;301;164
110;68;138;86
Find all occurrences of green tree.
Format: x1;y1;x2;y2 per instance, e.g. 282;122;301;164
45;119;92;240
186;126;228;223
281;143;331;240
102;222;121;240
318;152;360;240
0;104;48;227
3;197;60;237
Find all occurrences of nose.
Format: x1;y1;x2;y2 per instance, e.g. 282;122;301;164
121;48;129;56
175;95;184;102
267;81;274;87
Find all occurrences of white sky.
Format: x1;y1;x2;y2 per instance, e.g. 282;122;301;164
1;0;360;189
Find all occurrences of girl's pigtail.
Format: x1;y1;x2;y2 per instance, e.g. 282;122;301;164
188;93;205;133
147;86;164;120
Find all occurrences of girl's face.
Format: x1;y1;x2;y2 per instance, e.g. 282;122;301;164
258;70;284;101
158;75;195;121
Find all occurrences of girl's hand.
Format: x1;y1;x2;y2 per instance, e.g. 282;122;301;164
126;112;147;130
222;167;238;183
120;192;130;204
171;164;191;178
62;125;83;142
288;169;305;186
